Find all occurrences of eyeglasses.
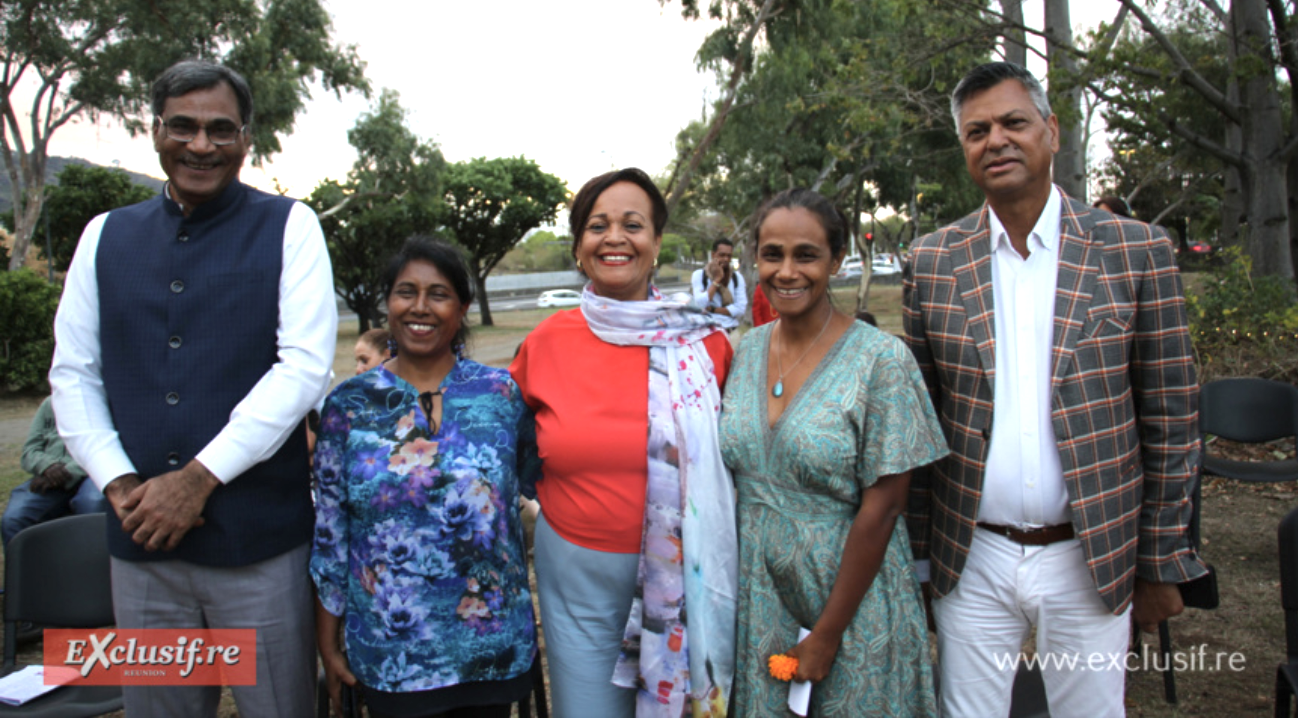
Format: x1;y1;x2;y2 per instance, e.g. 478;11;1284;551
157;117;246;146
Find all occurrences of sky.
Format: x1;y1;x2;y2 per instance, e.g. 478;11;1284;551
35;0;1124;200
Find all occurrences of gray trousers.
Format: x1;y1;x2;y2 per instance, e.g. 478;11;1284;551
110;542;315;718
534;511;638;718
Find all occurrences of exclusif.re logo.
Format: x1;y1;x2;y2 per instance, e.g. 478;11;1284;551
43;629;257;686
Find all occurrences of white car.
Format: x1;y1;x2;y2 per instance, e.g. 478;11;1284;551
837;256;864;278
871;255;901;276
537;289;581;308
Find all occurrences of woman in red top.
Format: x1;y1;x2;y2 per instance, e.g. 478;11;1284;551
511;168;737;717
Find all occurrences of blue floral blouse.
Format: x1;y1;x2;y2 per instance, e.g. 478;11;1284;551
309;360;538;693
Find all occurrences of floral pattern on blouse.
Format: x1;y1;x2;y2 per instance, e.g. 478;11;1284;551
310;360;538;693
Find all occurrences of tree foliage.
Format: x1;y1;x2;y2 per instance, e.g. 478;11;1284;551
499;230;573;273
306;90;444;332
439;157;568;327
0;0;370;270
25;164;155;272
0;269;60;391
1083;0;1296;282
668;0;988;273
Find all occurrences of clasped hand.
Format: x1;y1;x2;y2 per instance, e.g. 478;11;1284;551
105;462;218;552
32;463;73;492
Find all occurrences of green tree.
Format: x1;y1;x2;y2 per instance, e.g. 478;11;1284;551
0;0;369;271
1083;0;1296;282
500;230;573;273
439;157;568;327
0;269;60;391
306;90;445;332
29;164;155;272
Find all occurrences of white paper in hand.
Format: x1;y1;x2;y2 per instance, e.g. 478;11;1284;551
787;627;813;716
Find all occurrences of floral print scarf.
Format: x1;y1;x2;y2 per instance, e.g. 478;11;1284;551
582;284;738;717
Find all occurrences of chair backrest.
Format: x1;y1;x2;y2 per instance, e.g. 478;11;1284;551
1199;378;1298;444
1281;507;1298;661
3;513;114;669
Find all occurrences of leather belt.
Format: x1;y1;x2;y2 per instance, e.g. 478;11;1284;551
976;522;1075;546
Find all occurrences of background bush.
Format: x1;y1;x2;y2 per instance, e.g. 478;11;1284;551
0;270;61;393
1187;247;1298;382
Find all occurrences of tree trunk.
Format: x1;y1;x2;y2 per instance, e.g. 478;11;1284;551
1233;0;1294;280
474;272;495;327
663;0;781;215
1001;0;1027;66
1044;0;1086;202
1221;13;1245;248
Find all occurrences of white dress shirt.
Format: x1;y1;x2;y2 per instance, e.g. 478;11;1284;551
690;268;748;318
50;195;338;490
977;186;1071;528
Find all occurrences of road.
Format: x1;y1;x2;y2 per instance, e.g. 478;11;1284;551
340;282;693;325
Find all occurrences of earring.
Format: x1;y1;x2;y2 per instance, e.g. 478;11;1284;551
576;258;583;271
654;255;659;268
387;338;398;358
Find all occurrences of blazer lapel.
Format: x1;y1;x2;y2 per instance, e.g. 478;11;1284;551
951;207;997;383
1051;196;1103;387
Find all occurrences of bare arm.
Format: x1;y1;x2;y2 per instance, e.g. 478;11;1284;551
788;471;911;682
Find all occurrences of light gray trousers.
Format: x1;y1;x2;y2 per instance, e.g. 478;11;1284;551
109;542;316;718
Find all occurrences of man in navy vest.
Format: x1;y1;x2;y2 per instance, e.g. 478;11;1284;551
50;59;337;717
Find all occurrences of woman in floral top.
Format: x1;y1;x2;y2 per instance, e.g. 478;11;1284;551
311;237;537;718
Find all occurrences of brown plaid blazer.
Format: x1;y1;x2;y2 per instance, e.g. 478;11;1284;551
902;193;1208;614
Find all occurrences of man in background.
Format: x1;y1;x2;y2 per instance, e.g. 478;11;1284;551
2;396;107;546
691;238;747;321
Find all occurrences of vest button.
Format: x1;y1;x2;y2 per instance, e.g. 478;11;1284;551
167;452;181;466
168;335;182;349
166;392;179;405
178;231;189;243
170;280;184;294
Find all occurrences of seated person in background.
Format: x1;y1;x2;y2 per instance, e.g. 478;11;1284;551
692;238;748;320
354;327;391;375
2;397;108;546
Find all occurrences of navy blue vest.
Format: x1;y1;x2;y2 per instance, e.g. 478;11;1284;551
95;181;314;566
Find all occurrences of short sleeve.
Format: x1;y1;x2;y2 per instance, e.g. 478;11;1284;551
857;337;950;487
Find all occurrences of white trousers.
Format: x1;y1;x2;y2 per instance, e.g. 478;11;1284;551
932;527;1130;718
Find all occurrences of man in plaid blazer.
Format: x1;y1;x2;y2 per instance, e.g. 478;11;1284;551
903;62;1207;717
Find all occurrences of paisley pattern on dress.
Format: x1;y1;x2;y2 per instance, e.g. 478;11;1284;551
719;320;948;717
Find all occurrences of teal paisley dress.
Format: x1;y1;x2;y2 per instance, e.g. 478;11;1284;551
718;320;948;717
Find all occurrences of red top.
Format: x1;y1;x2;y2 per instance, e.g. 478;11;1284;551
751;284;778;327
510;309;733;553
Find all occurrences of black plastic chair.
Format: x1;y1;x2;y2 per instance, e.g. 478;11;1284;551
1200;378;1298;483
1277;507;1298;718
1;513;122;717
1137;436;1220;706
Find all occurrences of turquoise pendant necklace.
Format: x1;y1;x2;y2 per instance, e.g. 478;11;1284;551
772;309;834;398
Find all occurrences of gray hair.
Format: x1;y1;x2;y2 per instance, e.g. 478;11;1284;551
151;60;254;126
950;62;1051;133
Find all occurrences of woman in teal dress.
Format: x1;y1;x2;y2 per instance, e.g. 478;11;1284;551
718;188;948;716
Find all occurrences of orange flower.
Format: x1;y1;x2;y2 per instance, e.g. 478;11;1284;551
768;654;798;682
